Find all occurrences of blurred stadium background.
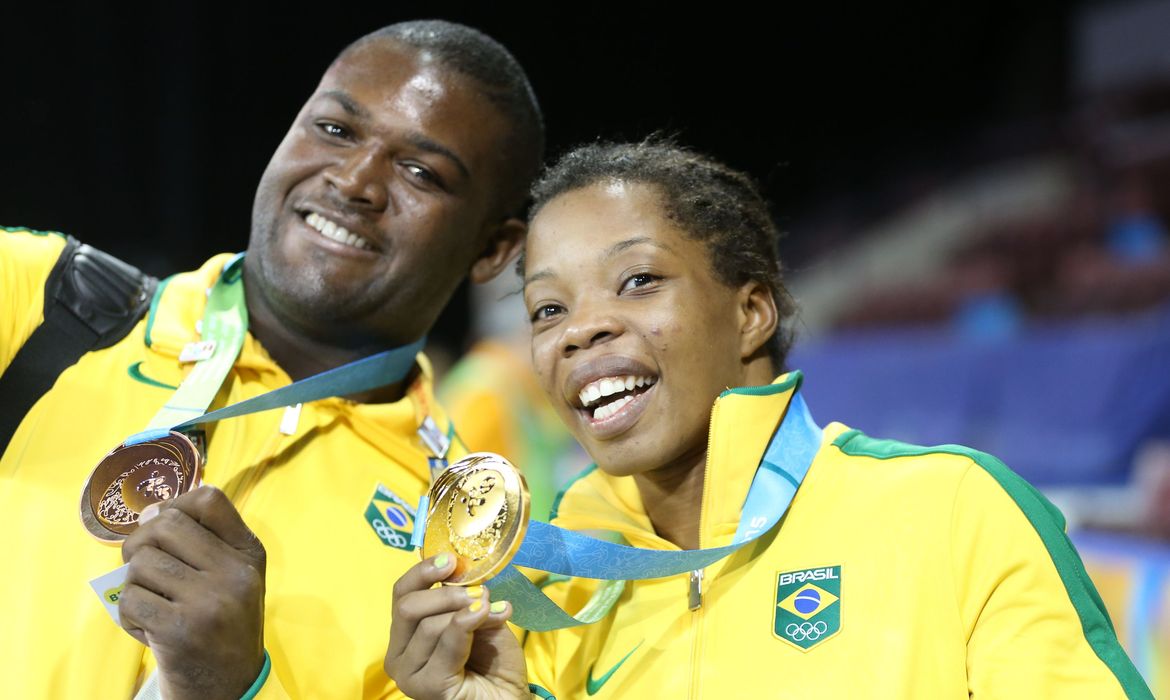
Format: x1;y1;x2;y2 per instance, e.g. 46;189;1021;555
3;0;1168;692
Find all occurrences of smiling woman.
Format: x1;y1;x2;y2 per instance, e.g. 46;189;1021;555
384;140;1152;700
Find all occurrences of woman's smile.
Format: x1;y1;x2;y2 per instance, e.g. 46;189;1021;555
524;179;755;477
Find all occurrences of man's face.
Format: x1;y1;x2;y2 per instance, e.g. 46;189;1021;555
247;39;514;347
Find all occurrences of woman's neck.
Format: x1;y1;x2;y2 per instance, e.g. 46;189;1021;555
633;447;708;550
630;358;779;550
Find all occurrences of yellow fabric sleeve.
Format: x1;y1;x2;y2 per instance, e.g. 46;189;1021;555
0;227;67;373
955;463;1144;698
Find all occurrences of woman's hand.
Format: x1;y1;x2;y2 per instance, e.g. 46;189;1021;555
386;555;530;700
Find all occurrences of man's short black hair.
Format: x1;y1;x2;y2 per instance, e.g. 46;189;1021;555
527;137;797;369
343;20;544;218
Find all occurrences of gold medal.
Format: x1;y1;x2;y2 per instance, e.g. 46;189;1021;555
80;431;203;542
422;452;529;585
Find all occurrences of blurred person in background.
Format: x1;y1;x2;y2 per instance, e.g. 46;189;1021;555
438;269;590;521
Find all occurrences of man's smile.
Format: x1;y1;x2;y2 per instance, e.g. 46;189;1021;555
304;211;373;250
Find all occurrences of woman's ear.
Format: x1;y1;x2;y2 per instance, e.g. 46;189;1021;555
737;280;778;360
470;218;527;284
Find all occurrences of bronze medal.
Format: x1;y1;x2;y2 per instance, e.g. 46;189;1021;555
422;452;530;586
80;431;203;542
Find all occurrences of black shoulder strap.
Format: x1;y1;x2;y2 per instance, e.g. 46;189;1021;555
0;237;158;453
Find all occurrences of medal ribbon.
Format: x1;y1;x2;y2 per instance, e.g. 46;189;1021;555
483;391;822;631
137;253;249;432
125;253;424;446
105;253;426;700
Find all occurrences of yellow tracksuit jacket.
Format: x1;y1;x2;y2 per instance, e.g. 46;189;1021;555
0;228;456;698
524;374;1152;699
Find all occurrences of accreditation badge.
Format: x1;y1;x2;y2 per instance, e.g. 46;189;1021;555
773;565;842;650
365;483;417;551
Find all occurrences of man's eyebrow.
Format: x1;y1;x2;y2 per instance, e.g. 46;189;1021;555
315;91;471;180
404;133;470;179
318;90;369;120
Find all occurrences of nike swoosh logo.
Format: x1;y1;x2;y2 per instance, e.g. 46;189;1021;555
127;361;179;390
586;640;642;696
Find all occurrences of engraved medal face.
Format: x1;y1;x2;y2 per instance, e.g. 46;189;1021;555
423;452;529;585
80;431;203;542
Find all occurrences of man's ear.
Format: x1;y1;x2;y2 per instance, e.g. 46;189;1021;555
470;217;527;284
737;280;778;360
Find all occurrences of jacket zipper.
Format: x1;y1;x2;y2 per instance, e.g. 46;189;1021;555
688;569;706;700
689;397;722;699
688;569;704;610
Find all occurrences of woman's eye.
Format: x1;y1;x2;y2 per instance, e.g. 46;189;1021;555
531;304;563;321
621;273;660;292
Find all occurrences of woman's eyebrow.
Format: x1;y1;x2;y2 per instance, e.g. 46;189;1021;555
604;236;672;259
523;236;675;289
524;269;554;287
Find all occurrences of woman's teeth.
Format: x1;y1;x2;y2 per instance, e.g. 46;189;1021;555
592;394;634;420
579;375;656;413
305;212;371;250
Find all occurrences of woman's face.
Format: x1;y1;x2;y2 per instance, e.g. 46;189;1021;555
523;180;765;477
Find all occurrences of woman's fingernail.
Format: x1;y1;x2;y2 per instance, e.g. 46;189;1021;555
490;601;507;614
469;600;483;613
139;503;161;524
433;553;449;569
466;585;484;599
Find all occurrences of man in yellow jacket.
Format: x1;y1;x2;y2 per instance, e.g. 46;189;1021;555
0;19;542;699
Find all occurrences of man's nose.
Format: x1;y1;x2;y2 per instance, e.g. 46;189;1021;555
323;147;389;211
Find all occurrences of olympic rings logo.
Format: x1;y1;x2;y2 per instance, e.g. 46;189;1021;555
372;518;409;548
785;621;828;641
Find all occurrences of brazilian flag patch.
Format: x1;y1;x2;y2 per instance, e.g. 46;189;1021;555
364;483;416;551
773;565;841;650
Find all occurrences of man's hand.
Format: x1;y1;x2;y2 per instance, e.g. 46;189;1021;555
119;485;267;700
386;555;529;700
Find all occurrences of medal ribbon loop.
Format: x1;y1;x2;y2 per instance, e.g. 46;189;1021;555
125;253;425;446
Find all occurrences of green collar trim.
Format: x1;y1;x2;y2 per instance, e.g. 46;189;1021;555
718;369;802;399
142;274;176;349
1;225;63;237
548;463;598;521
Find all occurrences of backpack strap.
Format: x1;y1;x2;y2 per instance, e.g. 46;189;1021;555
0;237;158;452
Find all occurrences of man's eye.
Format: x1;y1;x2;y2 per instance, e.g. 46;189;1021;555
318;122;349;139
404;164;432;181
403;163;442;187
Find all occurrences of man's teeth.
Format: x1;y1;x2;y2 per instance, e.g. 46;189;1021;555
579;375;656;408
305;212;371;250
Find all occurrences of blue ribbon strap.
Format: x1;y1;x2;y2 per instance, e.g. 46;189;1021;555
488;392;822;630
174;337;425;429
126;338;426;444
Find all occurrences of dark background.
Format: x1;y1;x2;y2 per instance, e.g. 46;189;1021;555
0;1;1074;352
